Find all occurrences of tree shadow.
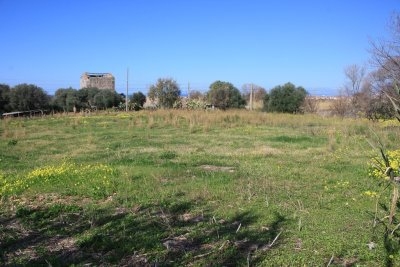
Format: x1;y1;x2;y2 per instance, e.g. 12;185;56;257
0;199;287;266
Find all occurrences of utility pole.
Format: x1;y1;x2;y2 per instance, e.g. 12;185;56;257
188;82;190;99
250;83;253;111
126;68;129;112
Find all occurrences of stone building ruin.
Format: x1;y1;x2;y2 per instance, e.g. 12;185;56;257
80;72;115;91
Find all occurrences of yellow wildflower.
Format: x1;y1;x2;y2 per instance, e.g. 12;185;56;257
364;191;378;198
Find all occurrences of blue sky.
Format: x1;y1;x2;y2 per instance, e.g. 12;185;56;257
0;1;398;96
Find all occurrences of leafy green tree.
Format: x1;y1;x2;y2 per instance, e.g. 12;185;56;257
93;89;122;110
114;92;125;107
53;87;79;112
263;82;307;113
207;81;246;109
130;91;147;110
78;87;101;108
0;83;11;113
67;88;123;111
9;83;50;111
148;78;181;108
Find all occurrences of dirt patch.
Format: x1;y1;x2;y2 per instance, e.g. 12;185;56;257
163;235;192;252
5;193;94;211
179;213;204;223
119;252;151;266
199;165;235;173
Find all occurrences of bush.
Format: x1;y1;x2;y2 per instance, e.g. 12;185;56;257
263;82;307;113
207;81;246;109
130;92;147;110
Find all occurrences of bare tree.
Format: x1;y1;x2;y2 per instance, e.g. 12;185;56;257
370;12;400;120
188;90;204;100
343;64;366;96
300;96;319;114
241;84;266;102
370;13;400;85
339;64;370;117
330;91;351;118
242;84;266;110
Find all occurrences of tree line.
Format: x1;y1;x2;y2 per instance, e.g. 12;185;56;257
0;80;309;115
145;79;306;113
0;85;126;114
1;65;398;118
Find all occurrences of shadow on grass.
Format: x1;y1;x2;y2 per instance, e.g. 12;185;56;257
0;199;287;266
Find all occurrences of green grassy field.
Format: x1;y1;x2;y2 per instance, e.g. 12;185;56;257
0;110;399;266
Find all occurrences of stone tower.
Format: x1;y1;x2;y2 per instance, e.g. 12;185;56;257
80;72;115;90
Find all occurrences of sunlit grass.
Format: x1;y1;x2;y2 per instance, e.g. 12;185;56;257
0;110;397;266
0;161;117;199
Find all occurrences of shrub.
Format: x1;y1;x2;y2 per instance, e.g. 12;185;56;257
263;82;307;113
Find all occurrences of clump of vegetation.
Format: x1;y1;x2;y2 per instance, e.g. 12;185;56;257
207;80;246;109
7;139;17;146
130;91;147;111
263;82;307;113
148;78;181;109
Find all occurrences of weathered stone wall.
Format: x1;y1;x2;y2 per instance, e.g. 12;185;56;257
80;73;115;90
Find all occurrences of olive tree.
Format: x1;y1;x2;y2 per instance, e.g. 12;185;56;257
53;87;79;112
9;84;50;111
93;89;123;110
207;81;246;109
148;78;181;109
77;87;104;110
0;83;11;113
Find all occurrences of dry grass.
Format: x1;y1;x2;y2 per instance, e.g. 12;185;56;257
0;110;397;266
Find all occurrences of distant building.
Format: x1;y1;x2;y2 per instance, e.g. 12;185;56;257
80;72;115;90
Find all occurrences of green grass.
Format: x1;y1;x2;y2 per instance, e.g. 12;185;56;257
0;110;397;266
